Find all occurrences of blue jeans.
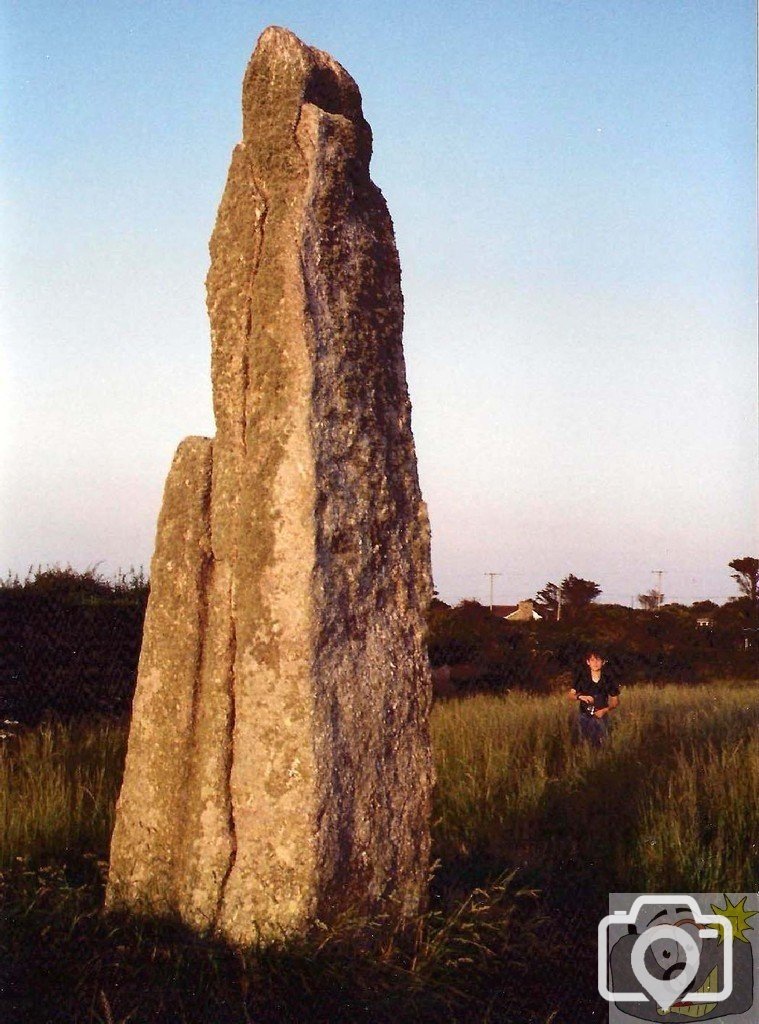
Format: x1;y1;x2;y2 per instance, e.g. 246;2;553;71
577;713;609;747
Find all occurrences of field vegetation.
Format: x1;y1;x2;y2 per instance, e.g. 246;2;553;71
2;682;757;1023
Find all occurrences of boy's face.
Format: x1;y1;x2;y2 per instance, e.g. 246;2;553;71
586;654;605;672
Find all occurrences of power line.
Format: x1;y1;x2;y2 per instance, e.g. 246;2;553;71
484;572;502;612
652;570;665;609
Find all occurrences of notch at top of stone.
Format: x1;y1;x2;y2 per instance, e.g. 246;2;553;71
241;26;373;168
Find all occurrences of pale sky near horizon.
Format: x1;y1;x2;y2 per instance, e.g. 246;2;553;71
2;1;757;608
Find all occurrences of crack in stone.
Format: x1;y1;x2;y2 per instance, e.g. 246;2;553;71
173;447;214;907
242;164;267;458
213;603;238;932
212;156;267;933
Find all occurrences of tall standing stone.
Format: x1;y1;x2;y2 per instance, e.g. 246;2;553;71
107;26;434;944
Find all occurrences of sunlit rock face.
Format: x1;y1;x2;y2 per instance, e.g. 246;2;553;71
106;26;433;944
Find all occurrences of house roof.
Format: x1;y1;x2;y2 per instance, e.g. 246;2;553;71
490;600;542;621
491;604;519;617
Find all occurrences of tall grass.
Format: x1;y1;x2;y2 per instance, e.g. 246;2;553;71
432;683;759;894
634;737;759;890
0;718;125;870
1;681;757;1023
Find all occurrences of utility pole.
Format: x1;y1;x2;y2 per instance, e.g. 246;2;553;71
556;583;563;622
484;572;502;612
652;570;665;609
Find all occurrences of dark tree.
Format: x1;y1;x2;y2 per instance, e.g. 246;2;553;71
638;589;663;611
560;575;601;613
535;582;561;619
534;575;601;621
729;557;759;607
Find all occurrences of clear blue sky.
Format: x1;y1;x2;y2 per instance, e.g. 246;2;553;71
2;1;756;607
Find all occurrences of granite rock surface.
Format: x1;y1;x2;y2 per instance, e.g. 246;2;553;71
107;25;433;944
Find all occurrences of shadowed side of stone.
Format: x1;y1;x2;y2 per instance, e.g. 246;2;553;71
107;26;433;944
297;97;433;920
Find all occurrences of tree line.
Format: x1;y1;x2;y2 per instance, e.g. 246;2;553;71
533;558;759;620
430;557;758;695
0;558;756;721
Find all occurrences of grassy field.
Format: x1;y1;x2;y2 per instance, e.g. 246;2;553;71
1;682;758;1023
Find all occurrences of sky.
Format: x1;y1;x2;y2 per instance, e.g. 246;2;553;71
2;0;756;608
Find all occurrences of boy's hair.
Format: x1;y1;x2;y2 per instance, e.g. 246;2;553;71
584;647;607;661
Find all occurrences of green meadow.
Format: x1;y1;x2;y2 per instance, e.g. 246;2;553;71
2;682;757;1023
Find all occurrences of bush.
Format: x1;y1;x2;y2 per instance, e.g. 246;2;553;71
428;600;550;694
0;566;148;722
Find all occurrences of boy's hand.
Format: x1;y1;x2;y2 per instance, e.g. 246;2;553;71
577;694;594;703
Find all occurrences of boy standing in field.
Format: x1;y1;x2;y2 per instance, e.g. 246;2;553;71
568;648;620;746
